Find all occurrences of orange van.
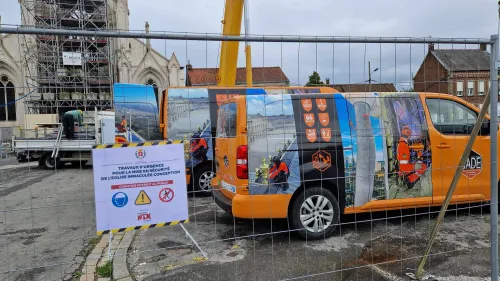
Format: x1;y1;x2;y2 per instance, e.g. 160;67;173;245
212;91;498;240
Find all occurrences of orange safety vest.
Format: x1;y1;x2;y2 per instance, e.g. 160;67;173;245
397;137;411;167
190;138;208;152
397;137;427;183
269;162;289;179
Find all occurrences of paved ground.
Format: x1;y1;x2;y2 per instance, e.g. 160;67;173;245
0;158;96;281
129;196;495;281
1;157;498;281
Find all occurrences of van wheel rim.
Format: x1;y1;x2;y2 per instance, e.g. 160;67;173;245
199;171;215;191
300;195;334;233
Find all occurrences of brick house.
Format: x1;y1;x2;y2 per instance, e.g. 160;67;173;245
185;64;290;86
413;43;495;107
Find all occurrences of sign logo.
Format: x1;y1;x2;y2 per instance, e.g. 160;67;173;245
312;150;332;172
112;192;128;208
137;212;151;221
462;150;482;179
301;99;313;112
318;113;330;126
135;148;146;159
306;128;317;143
159;188;175;203
135;190;152;205
320;128;331;142
304;113;315;127
316;98;327;111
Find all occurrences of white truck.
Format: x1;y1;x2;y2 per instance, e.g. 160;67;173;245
13;110;116;169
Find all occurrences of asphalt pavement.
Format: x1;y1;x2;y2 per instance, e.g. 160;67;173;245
0;157;497;281
128;196;494;281
0;158;96;281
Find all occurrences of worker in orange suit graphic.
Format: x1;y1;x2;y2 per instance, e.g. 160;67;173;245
397;125;427;188
269;156;290;192
190;133;208;162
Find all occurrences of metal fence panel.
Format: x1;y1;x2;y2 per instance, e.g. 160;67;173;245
0;24;498;281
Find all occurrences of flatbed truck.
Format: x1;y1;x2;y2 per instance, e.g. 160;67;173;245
13;110;116;169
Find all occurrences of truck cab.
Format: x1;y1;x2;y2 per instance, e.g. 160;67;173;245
212;91;500;240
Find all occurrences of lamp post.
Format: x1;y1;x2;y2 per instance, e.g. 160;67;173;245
368;61;379;91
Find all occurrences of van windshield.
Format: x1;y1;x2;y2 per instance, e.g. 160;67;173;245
217;102;237;138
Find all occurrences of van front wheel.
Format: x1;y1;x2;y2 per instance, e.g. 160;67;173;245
289;187;340;240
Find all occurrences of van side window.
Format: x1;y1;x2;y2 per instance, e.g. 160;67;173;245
217;102;237;138
426;99;477;135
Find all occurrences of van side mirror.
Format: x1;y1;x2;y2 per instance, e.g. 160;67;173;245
479;120;493;136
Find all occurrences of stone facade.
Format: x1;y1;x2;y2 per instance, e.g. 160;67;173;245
0;0;183;129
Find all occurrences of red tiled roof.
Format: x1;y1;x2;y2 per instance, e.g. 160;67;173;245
187;66;290;86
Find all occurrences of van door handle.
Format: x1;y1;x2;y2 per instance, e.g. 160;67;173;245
436;143;451;149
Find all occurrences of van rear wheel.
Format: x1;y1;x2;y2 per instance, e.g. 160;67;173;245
289;187;340;240
193;164;216;194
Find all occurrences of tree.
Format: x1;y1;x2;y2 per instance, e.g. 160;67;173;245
306;71;324;86
400;87;414;92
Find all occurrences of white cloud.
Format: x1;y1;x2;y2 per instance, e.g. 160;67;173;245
265;94;288;103
248;98;265;115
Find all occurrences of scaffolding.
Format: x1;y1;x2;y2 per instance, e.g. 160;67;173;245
19;0;113;115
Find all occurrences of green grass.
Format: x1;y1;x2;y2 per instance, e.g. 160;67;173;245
72;271;82;278
96;260;113;278
89;237;100;246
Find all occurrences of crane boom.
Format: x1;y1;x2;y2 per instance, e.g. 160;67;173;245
243;0;252;86
217;0;252;87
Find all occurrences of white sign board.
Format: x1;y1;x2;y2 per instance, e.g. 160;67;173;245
92;143;188;234
62;51;82;66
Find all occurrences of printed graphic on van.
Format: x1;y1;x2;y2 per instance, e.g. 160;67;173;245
114;83;160;141
381;94;432;199
167;88;210;140
336;93;387;207
247;94;301;194
167;88;212;166
246;88;326;195
243;91;432;209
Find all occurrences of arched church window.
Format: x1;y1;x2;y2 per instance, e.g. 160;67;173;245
0;75;16;121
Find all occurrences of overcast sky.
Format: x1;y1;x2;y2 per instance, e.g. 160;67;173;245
1;0;497;88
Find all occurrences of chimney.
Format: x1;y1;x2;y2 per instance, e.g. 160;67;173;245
480;43;487;51
325;78;330;85
186;60;193;70
428;43;435;52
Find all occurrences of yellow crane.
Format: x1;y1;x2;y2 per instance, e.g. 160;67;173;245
216;0;252;87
